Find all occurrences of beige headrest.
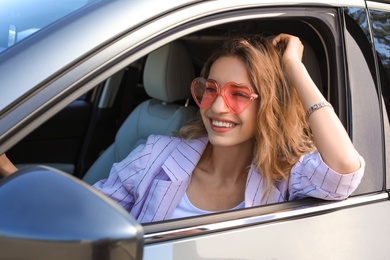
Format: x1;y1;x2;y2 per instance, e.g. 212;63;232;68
143;41;194;103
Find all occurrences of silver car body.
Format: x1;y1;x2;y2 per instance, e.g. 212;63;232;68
0;0;389;259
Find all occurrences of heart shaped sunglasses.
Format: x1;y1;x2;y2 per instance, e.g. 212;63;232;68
191;77;258;114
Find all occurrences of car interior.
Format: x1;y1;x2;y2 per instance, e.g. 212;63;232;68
7;17;333;193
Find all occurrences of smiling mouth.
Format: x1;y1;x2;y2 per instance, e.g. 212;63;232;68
212;119;237;128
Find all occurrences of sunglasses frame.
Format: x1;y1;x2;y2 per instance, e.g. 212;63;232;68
191;77;259;115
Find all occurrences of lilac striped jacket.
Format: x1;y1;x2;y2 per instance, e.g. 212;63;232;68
93;135;365;223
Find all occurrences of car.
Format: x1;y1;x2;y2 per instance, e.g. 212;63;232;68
0;0;389;259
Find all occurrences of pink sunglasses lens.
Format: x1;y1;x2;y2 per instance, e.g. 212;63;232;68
191;78;217;108
223;83;255;114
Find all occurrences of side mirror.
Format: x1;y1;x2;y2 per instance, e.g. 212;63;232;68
0;166;144;260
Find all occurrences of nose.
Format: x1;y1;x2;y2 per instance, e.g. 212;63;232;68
211;95;230;113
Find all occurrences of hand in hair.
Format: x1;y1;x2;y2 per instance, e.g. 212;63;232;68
272;33;304;67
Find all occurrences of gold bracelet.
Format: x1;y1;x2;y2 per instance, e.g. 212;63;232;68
306;101;333;121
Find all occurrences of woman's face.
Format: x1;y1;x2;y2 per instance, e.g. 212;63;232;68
201;56;258;148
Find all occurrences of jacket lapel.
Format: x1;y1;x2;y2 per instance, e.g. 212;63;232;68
138;137;208;223
245;164;287;207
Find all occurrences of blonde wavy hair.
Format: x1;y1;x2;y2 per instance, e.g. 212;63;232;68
178;34;315;190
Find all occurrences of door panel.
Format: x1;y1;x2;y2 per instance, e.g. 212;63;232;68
144;200;390;259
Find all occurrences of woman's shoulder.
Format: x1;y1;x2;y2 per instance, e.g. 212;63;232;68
144;134;208;160
144;135;184;150
146;134;208;147
146;134;181;143
110;135;187;179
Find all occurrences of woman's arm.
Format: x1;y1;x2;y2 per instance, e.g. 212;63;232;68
272;33;361;174
0;153;18;178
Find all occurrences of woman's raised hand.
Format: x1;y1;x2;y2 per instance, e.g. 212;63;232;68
272;33;304;67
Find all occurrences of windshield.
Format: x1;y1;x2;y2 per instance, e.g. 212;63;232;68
0;0;94;53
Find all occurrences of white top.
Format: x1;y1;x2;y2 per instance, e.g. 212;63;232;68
170;193;245;219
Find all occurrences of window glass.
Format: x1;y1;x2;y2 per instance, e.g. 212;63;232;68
369;8;390;189
371;9;390;108
0;0;95;53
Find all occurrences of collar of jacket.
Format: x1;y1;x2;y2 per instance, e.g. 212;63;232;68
137;136;285;223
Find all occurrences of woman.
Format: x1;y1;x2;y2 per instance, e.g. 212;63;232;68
92;33;364;223
0;34;364;223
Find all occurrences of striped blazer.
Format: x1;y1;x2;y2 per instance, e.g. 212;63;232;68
93;135;365;223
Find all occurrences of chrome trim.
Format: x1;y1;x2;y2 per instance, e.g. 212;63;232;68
366;1;390;11
144;193;389;243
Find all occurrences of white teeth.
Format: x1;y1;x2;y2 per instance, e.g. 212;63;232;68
212;120;236;128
